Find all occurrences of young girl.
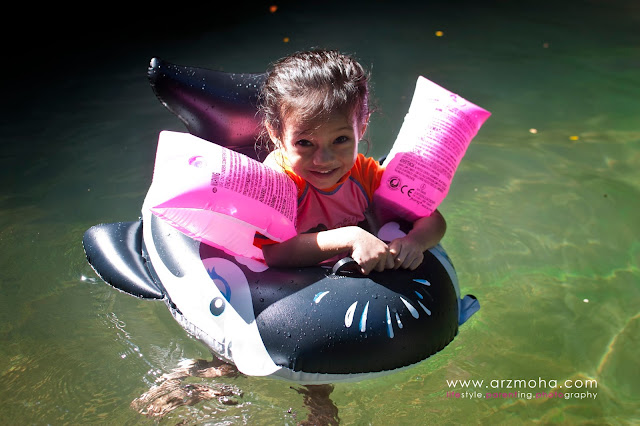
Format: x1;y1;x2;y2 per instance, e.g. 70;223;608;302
257;49;446;275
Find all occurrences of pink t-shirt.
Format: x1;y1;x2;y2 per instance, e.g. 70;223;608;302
254;150;385;247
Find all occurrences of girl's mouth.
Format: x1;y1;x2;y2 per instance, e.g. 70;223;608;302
310;168;338;178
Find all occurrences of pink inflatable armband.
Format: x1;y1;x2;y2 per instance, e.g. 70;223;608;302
143;131;297;260
373;76;491;221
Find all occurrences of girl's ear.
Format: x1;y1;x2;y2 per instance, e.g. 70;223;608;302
266;122;280;145
358;114;370;140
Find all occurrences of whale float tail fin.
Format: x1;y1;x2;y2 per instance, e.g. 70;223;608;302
82;221;164;299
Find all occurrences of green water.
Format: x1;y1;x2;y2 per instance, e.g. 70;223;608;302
1;1;638;424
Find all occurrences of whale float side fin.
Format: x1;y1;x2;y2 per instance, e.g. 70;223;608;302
83;221;164;299
458;295;480;325
148;57;266;161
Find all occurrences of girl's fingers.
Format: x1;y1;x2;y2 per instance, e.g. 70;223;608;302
409;253;424;270
391;243;424;271
385;252;395;270
395;244;412;269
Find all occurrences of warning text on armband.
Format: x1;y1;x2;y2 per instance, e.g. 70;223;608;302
384;154;446;211
212;149;295;222
384;174;436;211
210;172;220;193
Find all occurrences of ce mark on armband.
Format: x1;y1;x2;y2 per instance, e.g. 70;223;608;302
387;176;414;197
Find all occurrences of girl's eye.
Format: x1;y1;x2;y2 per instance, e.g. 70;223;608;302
334;136;350;144
295;139;313;147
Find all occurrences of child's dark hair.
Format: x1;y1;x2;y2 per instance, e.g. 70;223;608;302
259;49;370;144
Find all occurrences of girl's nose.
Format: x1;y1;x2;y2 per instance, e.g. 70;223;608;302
313;146;334;165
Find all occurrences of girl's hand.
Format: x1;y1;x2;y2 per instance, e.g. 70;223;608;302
388;237;425;271
348;227;395;275
263;209;445;274
387;209;447;270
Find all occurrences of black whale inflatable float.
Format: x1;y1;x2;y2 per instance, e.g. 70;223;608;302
82;58;480;384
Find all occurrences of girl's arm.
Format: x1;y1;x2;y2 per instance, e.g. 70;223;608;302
262;226;394;274
388;209;447;270
263;210;445;273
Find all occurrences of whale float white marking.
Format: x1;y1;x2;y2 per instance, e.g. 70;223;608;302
345;301;358;328
400;297;419;319
395;312;403;329
314;291;330;304
359;301;370;332
417;300;431;315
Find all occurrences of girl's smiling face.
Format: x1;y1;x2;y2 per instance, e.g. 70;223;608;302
273;111;366;189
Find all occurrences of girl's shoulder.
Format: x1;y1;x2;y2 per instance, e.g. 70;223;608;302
263;149;307;196
351;154;385;199
353;153;383;171
262;149;284;170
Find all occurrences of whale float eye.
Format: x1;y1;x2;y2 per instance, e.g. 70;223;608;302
210;297;226;316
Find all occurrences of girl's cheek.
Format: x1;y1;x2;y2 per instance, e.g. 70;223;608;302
284;151;305;169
